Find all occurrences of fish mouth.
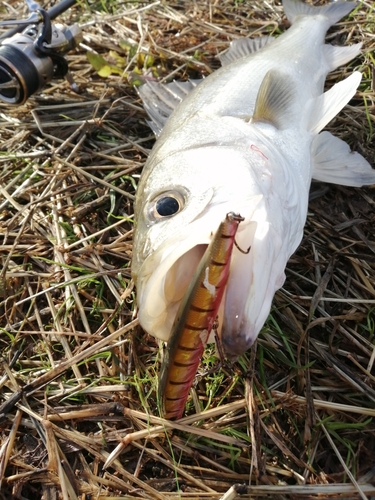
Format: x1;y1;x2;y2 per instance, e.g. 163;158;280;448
137;238;211;342
136;201;261;346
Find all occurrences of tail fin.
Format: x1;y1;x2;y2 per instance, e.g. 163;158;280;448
283;0;358;26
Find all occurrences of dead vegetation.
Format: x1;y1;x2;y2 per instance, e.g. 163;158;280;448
0;0;375;499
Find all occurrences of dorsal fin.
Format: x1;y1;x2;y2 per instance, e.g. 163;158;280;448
252;69;296;130
308;71;362;135
138;80;201;136
219;36;274;66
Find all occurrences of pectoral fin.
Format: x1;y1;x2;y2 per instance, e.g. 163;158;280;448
252;69;296;130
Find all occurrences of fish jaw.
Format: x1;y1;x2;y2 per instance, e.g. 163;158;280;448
135;197;263;342
221;217;287;357
135;228;211;342
221;171;307;357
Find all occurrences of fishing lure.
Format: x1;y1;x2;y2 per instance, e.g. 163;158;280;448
159;212;244;419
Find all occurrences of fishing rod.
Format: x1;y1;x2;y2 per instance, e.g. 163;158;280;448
0;0;81;105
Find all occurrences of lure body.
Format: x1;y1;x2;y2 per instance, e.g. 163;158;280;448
159;213;243;419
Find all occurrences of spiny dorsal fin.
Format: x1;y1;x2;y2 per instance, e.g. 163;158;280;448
312;131;375;187
219;36;274;66
252;69;295;130
138;80;201;136
308;71;362;135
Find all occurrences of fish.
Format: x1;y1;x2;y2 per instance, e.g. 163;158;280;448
132;0;375;368
159;212;244;419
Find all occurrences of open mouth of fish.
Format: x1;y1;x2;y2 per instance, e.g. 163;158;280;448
137;210;257;419
137;199;262;342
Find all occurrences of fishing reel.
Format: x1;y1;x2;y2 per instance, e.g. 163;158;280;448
0;6;81;105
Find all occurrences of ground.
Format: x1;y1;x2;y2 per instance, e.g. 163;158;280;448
0;1;375;499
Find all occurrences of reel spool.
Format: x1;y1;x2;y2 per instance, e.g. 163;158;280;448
0;3;81;104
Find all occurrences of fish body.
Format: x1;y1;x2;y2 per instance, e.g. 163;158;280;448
132;0;375;358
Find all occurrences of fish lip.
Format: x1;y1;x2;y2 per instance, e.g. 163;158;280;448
135;208;227;342
135;198;263;343
136;230;211;342
220;325;254;359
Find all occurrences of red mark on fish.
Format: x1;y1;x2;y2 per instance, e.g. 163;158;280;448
250;144;268;160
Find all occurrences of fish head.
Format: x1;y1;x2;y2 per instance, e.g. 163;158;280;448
132;117;303;355
132;126;265;338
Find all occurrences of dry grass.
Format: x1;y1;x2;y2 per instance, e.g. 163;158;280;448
0;0;375;499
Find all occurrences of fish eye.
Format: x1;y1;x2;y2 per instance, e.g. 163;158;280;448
156;196;180;216
148;190;185;220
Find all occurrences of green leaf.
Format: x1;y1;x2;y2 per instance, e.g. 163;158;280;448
109;50;127;68
87;52;109;72
98;65;112;77
87;51;125;78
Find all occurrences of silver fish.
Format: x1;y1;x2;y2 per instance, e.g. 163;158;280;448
132;0;375;358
